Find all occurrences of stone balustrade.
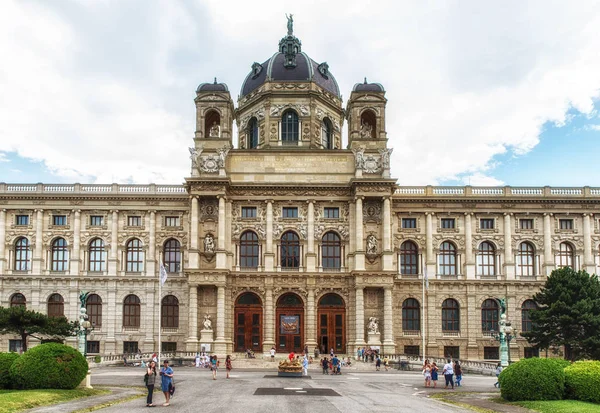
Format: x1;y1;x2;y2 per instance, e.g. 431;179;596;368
0;183;187;195
394;185;600;198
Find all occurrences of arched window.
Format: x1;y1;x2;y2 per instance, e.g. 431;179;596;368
281;110;299;143
442;298;459;332
521;299;537;333
400;241;418;275
126;238;144;272
204;109;221;138
163;239;181;273
477;241;496;276
51;238;68;272
516;242;535;276
321;232;341;269
481;299;499;332
10;293;26;308
321;118;333;149
88;238;106;272
123;294;141;327
240;231;259;268
280;231;300;268
438;241;457;275
248;117;259;149
402;298;420;331
47;293;64;317
557;242;574;268
161;295;179;328
14;237;31;271
86;294;102;327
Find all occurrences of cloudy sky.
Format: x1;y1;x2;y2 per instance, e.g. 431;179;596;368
1;0;600;187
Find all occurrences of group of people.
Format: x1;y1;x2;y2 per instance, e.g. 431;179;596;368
356;346;380;362
422;359;462;389
320;355;344;375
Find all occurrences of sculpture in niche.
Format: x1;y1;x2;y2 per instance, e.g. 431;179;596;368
189;147;202;168
379;148;393;169
203;314;213;330
204;233;215;253
360;120;373;139
352;146;365;169
209;121;220;138
367;316;380;334
366;234;378;254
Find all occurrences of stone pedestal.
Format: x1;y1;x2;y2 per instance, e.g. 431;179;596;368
199;329;214;352
367;332;382;347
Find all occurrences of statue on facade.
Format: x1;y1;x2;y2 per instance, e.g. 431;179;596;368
203;314;213;330
352;146;365;169
366;234;378;254
217;144;231;168
379;148;393;169
367;316;380;334
209;121;220;138
360;121;372;139
204;233;215;253
286;13;294;36
189;147;202;168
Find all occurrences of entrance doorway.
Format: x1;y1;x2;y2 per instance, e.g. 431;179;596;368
234;292;262;353
317;293;345;354
275;293;304;353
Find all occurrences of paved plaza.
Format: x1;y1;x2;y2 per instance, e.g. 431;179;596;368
82;366;500;413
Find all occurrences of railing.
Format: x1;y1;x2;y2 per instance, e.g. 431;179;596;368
0;183;187;195
88;351;202;366
394;185;600;198
380;354;498;375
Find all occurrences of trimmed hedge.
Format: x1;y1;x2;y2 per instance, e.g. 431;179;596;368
0;352;20;389
564;361;600;404
10;343;88;390
499;358;570;401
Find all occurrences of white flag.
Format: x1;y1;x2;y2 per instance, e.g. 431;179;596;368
424;265;429;290
159;261;168;286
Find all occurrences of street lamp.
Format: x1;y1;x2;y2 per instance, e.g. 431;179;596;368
490;314;518;367
78;305;94;357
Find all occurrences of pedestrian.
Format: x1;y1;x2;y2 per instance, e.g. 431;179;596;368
225;355;232;379
210;355;218;380
322;357;329;375
331;355;339;375
454;361;462;387
383;356;389;371
195;352;200;368
375;356;381;371
145;360;157;407
159;360;174;406
443;359;454;389
302;355;309;376
423;362;431;387
270;346;276;361
304;345;309;356
431;362;438;388
330;348;334;358
494;363;503;388
314;346;319;359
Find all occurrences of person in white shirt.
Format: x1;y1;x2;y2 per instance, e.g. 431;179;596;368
442;359;455;389
270;347;276;362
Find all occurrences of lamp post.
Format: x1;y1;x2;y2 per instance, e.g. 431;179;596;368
490;314;517;367
77;291;94;357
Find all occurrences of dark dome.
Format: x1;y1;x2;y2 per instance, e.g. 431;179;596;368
352;78;385;92
240;52;341;98
197;78;229;93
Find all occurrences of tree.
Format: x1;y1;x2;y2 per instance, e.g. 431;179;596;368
522;267;600;361
0;306;79;352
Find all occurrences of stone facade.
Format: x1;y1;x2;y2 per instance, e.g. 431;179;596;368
1;25;599;361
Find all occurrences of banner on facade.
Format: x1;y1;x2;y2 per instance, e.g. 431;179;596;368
280;315;300;334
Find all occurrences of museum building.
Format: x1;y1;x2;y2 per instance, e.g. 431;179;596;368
1;21;599;361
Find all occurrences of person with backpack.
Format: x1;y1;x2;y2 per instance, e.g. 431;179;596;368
159;360;174;406
210;355;218;380
144;360;157;407
454;361;463;387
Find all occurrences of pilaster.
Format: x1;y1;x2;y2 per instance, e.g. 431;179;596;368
32;209;44;273
108;210;119;274
306;201;316;271
70;210;81;275
0;209;6;274
504;213;515;279
305;285;317;347
262;286;275;352
264;201;274;271
583;214;594;272
185;285;199;351
382;197;394;270
355;197;365;270
355;287;365;348
216;196;227;268
147;211;156;276
382;286;395;353
543;213;554;275
464;213;475;279
214;285;227;354
189;196;199;268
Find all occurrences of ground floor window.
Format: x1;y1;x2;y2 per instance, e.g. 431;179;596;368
123;341;138;354
87;341;100;354
484;346;499;360
404;345;420;357
444;346;460;359
524;347;539;358
161;342;177;352
9;339;22;353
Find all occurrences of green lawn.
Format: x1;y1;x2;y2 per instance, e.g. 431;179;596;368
512;400;600;413
0;388;108;413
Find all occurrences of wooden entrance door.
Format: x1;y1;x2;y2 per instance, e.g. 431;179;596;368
317;293;346;354
234;292;262;352
275;293;304;353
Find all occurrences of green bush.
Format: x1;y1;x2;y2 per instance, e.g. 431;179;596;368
94;355;101;363
10;343;88;390
564;361;600;404
0;352;20;389
499;358;570;401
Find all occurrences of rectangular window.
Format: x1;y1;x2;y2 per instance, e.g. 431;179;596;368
282;207;298;218
404;346;420;357
127;216;142;226
402;218;417;229
443;346;460;359
123;341;138;355
52;215;67;226
520;219;534;230
441;218;455;229
524;348;540;358
324;207;339;219
484;346;500;360
480;218;494;229
87;341;100;354
16;215;29;226
161;342;177;352
9;339;23;353
559;219;573;230
164;216;180;227
241;207;257;218
90;215;104;226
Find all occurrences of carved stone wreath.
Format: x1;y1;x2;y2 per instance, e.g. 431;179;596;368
363;155;381;174
200;155;220;173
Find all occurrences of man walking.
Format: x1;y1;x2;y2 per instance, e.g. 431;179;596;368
442;359;454;389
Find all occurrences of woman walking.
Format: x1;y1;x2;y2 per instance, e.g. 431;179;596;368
431;362;438;388
210;355;218;380
225;355;232;379
159;360;174;406
145;360;157;407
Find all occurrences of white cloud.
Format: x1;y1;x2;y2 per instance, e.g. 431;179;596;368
586;124;600;131
461;173;505;187
1;0;600;184
0;153;8;162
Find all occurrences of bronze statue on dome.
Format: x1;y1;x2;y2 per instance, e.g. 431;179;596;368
286;14;294;36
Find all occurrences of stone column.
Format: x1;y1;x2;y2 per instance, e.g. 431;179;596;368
464;213;475;279
109;210;119;274
355;287;365;347
216;196;227;268
382;286;395;352
0;209;7;274
185;285;199;351
70;210;81;275
306;287;317;347
355;197;365;270
32;209;44;273
263;287;275;352
504;213;515;279
189;196;199;268
382;197;393;270
583;214;594;272
105;280;117;353
214;285;226;353
425;212;435;276
306;201;316;271
264;201;274;271
543;213;554;276
147;211;156;276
